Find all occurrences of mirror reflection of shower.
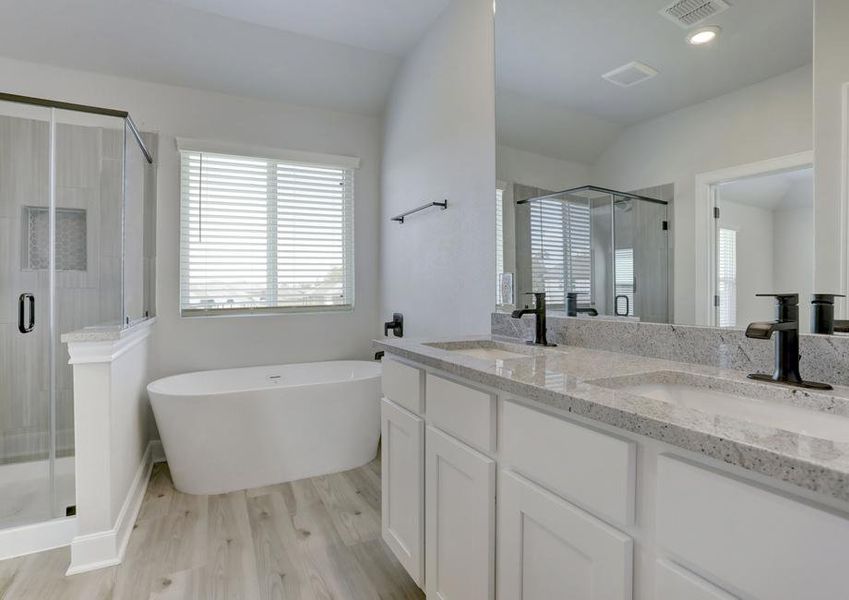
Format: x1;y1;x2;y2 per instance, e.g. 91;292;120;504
497;185;670;323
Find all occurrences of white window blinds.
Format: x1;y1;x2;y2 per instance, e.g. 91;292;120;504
530;197;592;306
614;248;634;316
180;150;354;315
718;228;737;327
496;187;504;302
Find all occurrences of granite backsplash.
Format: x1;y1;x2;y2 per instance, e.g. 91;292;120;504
492;312;849;387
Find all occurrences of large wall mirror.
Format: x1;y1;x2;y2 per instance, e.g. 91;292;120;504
495;0;826;331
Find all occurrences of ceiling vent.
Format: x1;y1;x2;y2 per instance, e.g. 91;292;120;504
602;62;658;88
659;0;730;29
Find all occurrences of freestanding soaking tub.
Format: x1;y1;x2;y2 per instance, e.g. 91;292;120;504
147;360;381;495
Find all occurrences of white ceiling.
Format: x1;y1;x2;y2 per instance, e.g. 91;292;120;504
719;168;813;211
160;0;453;57
496;0;813;161
496;89;623;164
0;0;450;116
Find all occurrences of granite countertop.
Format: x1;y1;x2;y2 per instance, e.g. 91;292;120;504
374;335;849;504
61;317;157;343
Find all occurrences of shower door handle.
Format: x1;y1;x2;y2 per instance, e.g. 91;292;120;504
18;293;35;333
615;294;630;317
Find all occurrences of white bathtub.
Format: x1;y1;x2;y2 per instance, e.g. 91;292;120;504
147;360;381;495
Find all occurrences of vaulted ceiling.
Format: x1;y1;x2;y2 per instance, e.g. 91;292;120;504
0;0;452;116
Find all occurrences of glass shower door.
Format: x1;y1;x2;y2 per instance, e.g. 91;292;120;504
611;195;669;322
612;198;635;317
633;199;669;323
0;100;56;528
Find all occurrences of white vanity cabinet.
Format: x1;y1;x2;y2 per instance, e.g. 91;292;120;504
425;426;495;600
380;398;425;586
380;358;426;587
379;354;849;600
498;470;633;600
655;560;737;600
656;455;849;600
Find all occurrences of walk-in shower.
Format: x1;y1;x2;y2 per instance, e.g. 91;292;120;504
507;185;670;322
0;93;156;538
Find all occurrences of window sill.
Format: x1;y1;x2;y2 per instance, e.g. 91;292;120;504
180;306;355;319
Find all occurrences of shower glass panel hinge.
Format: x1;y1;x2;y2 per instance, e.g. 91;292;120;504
714;206;720;219
714;294;720;307
662;220;668;230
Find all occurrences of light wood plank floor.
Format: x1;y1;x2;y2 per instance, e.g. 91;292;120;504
0;458;424;600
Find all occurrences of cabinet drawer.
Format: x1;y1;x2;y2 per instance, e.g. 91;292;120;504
426;373;495;452
656;455;849;600
382;357;424;415
501;400;636;526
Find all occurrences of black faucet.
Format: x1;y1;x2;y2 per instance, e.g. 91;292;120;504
511;292;556;347
384;313;403;337
566;292;599;317
745;294;832;390
810;294;849;334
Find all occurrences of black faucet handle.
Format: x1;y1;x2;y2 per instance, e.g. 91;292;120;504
812;293;846;303
756;293;799;305
384;313;404;337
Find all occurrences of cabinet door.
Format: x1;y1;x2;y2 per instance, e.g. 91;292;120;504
656;560;737;600
426;426;496;600
381;398;425;587
497;470;633;600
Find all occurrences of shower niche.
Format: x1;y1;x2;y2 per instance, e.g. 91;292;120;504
23;207;88;272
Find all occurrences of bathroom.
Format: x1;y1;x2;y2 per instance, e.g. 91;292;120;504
1;0;848;598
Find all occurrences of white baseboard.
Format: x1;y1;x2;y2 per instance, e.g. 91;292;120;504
66;440;159;575
0;516;77;562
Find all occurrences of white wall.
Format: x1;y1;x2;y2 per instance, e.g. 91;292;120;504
775;206;815;330
381;0;496;337
813;0;849;308
496;144;589;192
66;325;155;574
0;55;383;378
591;65;813;324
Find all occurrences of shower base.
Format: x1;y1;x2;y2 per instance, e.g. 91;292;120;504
0;456;75;530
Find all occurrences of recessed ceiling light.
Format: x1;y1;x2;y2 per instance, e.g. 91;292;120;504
687;26;720;46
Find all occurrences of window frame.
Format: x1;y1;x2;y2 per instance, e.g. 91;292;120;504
177;139;359;318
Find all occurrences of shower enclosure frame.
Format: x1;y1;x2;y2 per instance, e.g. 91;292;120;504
0;92;153;549
518;185;669;320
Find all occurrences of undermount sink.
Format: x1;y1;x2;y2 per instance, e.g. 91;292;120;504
591;371;849;443
424;340;536;361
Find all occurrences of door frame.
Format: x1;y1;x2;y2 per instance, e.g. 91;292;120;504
693;151;814;326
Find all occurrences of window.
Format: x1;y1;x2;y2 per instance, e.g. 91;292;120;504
530;197;592;307
614;248;634;316
179;148;355;316
718;228;737;327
